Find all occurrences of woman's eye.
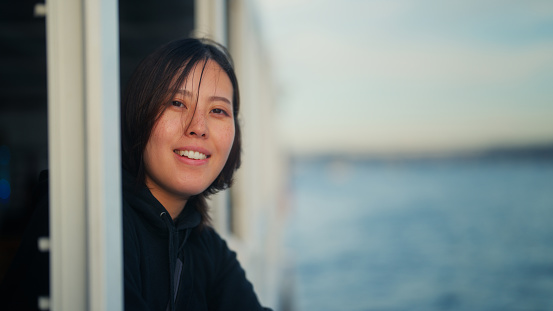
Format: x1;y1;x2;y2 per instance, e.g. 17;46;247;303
172;101;185;108
212;108;228;116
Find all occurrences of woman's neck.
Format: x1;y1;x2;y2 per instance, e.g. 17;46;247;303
145;184;188;219
157;197;187;220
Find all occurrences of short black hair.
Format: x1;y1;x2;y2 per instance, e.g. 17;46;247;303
121;37;241;226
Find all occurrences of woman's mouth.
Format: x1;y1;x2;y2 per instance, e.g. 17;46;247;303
173;149;209;160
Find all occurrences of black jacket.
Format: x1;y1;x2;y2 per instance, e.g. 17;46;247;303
0;171;270;310
122;169;269;310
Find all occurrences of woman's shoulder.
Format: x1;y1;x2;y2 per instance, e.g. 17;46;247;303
189;226;235;260
191;226;224;247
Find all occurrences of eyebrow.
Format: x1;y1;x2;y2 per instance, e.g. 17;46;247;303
174;89;232;105
208;95;232;105
174;89;193;97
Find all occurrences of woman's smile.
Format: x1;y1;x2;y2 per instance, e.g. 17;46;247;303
172;146;211;166
173;149;210;160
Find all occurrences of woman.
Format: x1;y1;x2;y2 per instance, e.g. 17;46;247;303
0;38;270;311
121;38;270;310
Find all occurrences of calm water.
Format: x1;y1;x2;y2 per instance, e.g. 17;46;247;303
284;158;553;311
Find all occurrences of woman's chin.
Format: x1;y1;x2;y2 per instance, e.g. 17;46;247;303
174;184;210;198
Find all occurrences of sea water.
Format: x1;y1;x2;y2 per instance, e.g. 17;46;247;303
284;158;553;311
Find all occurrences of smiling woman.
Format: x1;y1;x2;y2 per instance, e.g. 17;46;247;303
142;60;236;218
121;38;243;228
118;37;269;310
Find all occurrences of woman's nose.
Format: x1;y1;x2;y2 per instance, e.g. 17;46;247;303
186;112;207;138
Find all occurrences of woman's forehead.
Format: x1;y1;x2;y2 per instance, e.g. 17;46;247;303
171;60;232;94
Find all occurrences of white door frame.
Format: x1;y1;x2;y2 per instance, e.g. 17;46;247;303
46;0;122;309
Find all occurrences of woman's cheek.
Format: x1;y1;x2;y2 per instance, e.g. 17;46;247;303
225;124;235;151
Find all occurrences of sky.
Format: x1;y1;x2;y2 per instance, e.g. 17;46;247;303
254;0;553;155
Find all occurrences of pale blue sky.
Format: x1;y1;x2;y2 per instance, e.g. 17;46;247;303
255;0;553;155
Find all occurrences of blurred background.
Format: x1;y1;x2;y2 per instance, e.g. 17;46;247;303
1;0;553;310
259;0;553;154
256;0;553;310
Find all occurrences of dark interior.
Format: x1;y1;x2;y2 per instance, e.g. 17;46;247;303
0;0;195;281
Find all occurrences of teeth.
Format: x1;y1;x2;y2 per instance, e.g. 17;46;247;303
174;150;207;160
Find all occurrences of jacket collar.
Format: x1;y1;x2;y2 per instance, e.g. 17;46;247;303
122;169;202;232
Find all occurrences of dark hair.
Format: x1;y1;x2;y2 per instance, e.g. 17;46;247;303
121;38;241;226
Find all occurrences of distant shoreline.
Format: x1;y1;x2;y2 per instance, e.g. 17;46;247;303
290;142;553;163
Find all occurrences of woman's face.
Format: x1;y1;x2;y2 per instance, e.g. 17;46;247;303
143;60;235;212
